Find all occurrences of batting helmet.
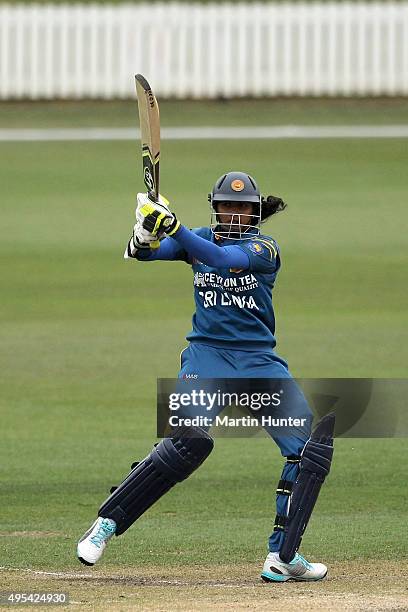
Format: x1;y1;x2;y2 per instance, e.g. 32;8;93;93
208;171;261;205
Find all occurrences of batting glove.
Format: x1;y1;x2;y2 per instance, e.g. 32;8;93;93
133;222;161;248
126;221;161;258
136;192;180;237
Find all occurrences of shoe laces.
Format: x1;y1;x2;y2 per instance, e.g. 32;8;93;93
293;553;313;570
90;519;115;548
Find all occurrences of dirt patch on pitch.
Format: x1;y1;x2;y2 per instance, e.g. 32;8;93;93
1;561;407;611
0;531;63;538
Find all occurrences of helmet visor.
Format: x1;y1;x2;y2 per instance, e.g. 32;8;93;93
210;209;261;240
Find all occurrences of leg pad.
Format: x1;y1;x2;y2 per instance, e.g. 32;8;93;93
98;426;213;535
279;413;335;563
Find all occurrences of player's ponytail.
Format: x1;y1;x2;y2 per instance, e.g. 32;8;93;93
260;195;287;221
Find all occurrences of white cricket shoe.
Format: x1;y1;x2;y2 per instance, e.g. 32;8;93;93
261;551;327;582
77;517;116;566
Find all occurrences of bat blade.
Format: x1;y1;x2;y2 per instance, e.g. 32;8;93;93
135;74;160;202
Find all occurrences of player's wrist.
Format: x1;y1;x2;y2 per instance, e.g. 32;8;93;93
163;216;180;236
167;222;186;239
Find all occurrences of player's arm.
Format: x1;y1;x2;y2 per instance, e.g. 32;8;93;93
137;195;250;269
171;226;250;268
124;226;187;262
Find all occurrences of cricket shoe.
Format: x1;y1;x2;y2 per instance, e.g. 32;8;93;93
77;517;116;566
261;551;327;582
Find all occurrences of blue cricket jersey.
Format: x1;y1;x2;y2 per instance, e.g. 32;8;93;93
185;228;281;350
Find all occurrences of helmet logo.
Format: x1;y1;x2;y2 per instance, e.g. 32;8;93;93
231;179;245;192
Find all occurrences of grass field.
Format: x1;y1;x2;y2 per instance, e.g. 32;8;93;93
2;97;408;128
1;100;407;610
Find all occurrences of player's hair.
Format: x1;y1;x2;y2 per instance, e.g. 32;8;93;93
260;195;287;222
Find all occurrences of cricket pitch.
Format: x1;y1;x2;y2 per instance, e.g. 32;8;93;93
1;561;407;611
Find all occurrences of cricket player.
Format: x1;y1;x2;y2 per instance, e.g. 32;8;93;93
77;171;333;582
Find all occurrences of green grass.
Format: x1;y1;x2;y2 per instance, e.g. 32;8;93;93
1;105;407;572
1;98;408;128
2;434;407;569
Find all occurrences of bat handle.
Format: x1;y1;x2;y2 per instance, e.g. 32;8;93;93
148;190;158;203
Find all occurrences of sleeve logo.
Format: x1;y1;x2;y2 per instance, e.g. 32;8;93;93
248;242;264;254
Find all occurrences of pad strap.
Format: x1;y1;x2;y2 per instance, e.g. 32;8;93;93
273;513;288;532
285;455;301;464
276;479;293;495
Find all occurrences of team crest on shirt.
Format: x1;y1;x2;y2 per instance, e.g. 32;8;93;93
248;242;264;254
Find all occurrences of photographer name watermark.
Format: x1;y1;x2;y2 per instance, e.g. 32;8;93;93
168;414;308;429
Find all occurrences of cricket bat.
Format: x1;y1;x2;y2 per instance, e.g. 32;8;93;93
135;74;160;203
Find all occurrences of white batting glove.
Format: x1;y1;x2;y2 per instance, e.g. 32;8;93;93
125;221;161;259
133;221;160;247
135;192;180;237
